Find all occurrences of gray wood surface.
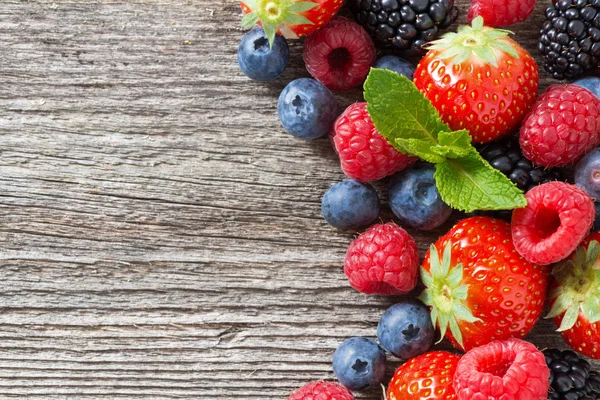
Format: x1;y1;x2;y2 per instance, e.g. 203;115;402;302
0;0;597;399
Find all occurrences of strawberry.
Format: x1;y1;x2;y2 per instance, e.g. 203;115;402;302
413;16;539;144
386;351;461;400
240;0;344;46
418;217;549;352
547;232;600;359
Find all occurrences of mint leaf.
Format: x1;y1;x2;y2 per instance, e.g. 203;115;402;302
400;138;446;164
434;150;527;212
436;130;472;159
364;68;451;154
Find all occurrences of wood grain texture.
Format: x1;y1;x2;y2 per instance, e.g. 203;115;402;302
0;0;597;398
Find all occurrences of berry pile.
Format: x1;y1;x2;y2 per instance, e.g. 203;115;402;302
235;1;600;399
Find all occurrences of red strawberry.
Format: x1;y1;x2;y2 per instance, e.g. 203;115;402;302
419;217;549;352
547;232;600;360
240;0;344;46
386;351;460;400
414;16;539;144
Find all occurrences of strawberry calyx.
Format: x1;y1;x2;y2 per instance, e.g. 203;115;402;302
418;241;482;350
426;16;519;67
241;0;318;47
547;240;600;332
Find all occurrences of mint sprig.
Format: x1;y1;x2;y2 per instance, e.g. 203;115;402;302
364;68;527;212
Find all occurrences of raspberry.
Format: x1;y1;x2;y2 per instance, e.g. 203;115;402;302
288;381;354;400
467;0;535;27
454;338;550;400
332;103;415;182
344;222;419;296
303;17;376;92
520;84;600;167
511;182;595;265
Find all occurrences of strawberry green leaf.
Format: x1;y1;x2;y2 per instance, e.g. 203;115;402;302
284;13;314;25
547;240;600;332
262;23;277;49
241;12;260;29
434;150;526;212
364;69;450;154
287;1;318;12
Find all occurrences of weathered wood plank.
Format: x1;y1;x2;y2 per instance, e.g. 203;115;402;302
0;0;597;399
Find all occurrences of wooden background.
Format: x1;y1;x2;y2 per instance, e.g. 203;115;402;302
0;0;598;399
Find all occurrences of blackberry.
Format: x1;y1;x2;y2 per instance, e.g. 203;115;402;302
544;348;600;400
349;0;459;54
539;0;600;80
479;135;564;192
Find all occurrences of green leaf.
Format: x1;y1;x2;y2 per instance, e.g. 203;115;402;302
447;264;463;288
262;22;277;49
582;295;600;324
241;12;260;29
558;304;580;332
287;1;318;11
454;302;481;323
399;138;446;163
435;130;472;159
364;69;450;154
437;313;449;344
434;150;527;212
491;41;520;59
420;268;434;289
429;244;441;277
546;292;571;319
449;316;464;349
587;240;600;268
284;13;314;25
241;0;258;11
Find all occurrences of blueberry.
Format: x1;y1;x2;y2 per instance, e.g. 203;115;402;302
373;55;415;79
388;163;452;231
575;147;600;199
332;337;386;391
377;300;434;359
321;180;380;229
573;77;600;99
277;78;338;140
237;28;289;81
594;203;600;230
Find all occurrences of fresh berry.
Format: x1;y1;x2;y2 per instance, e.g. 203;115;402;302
547;233;600;360
539;1;600;80
467;0;535;27
303;17;375;92
386;351;460;400
511;182;595;265
454;338;550;400
349;0;459;54
543;348;600;400
332;337;386;391
344;222;419;296
388;163;452;231
377;299;434;359
278;78;338;140
419;217;548;351
479;135;564;191
414;17;539;143
237;28;289;81
321;179;380;229
240;0;344;46
519;84;600;167
373;55;415;80
289;381;355;400
332;102;415;182
575;147;600;200
573;76;600;99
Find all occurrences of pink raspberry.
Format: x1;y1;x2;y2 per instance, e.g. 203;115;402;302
511;181;595;265
332;102;415;182
454;339;550;400
288;381;354;400
467;0;535;27
520;84;600;167
344;222;419;296
303;17;375;92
